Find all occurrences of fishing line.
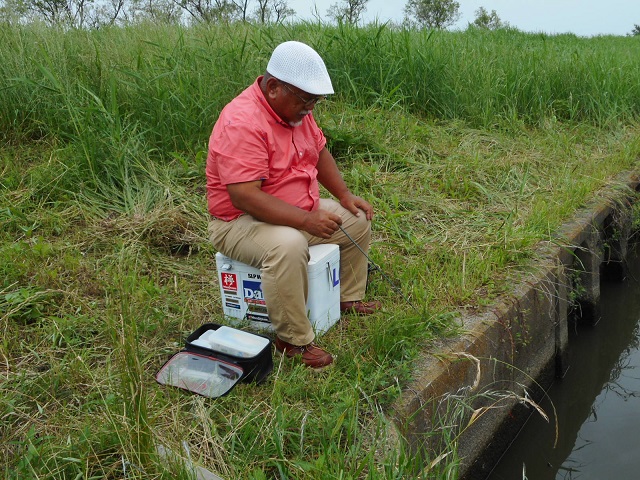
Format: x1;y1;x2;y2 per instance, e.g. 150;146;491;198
338;225;418;312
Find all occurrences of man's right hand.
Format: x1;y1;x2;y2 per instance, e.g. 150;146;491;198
301;209;342;239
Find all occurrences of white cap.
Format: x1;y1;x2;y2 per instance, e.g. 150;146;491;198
266;41;334;96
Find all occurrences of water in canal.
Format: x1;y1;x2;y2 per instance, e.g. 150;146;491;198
487;248;640;480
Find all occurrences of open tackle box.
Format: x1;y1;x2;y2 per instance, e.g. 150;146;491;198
156;323;273;398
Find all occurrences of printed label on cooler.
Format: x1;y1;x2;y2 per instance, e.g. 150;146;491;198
243;280;266;305
247;313;270;323
221;272;238;294
242;280;269;320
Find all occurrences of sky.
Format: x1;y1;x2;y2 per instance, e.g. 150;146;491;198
286;0;640;37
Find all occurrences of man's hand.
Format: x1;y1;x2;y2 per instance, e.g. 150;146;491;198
339;192;374;221
227;181;343;238
301;209;342;239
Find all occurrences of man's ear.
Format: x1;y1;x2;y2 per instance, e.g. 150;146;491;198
265;77;281;100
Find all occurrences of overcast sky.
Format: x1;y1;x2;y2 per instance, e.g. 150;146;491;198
286;0;640;37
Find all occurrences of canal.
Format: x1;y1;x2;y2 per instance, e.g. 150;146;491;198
486;245;640;480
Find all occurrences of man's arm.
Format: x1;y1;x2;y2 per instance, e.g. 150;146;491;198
316;147;374;221
226;181;342;239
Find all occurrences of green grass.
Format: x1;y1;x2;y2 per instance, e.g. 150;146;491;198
1;21;640;479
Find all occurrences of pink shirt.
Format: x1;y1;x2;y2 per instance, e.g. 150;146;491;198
206;77;327;221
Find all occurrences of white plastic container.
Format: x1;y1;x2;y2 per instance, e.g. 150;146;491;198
215;244;341;335
198;326;270;358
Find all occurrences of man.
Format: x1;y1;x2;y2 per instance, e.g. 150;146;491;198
206;40;380;370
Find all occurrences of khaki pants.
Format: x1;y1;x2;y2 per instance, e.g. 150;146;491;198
208;199;371;346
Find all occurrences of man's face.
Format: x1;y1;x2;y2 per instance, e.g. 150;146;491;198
271;81;324;127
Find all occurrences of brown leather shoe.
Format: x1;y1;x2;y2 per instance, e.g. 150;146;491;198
340;300;381;315
274;337;334;369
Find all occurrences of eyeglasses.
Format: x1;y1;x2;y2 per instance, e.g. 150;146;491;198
281;83;326;108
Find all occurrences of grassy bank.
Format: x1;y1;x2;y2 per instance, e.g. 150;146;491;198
1;22;640;479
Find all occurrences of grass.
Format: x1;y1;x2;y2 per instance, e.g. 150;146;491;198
1;21;640;479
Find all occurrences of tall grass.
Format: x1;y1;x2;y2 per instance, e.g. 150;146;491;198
2;21;640;479
1;23;638;210
319;25;640;127
2;23;639;146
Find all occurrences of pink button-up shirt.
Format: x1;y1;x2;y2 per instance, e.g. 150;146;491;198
206;77;327;221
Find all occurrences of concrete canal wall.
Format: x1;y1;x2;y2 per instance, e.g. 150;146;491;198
392;170;640;479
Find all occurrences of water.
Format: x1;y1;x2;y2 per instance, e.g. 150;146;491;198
487;251;640;480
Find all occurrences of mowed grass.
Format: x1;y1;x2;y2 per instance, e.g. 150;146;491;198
1;22;640;479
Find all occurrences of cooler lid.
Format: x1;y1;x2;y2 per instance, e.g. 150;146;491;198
308;244;339;265
156;352;243;398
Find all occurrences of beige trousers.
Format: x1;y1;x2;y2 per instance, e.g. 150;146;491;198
208;198;371;346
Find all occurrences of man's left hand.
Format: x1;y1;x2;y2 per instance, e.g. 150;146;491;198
340;192;373;221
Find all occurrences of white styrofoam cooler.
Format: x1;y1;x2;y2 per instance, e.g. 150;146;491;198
215;244;340;335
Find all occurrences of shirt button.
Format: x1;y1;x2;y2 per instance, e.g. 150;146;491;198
299;152;303;156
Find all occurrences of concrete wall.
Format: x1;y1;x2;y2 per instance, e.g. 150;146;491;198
392;171;640;479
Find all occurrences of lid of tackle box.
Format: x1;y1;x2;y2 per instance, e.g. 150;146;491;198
156;351;243;398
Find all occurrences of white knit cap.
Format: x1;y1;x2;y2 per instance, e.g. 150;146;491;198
266;41;334;96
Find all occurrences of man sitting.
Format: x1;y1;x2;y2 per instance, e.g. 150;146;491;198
206;41;380;369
